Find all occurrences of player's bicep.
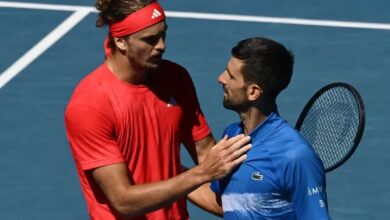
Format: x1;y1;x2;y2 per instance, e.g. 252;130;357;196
65;105;123;170
183;134;216;165
89;163;133;207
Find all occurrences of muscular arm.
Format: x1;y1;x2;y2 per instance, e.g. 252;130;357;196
91;135;251;218
184;135;223;216
91;162;208;218
186;182;223;217
184;134;216;164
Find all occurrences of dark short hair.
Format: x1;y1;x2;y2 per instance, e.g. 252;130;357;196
231;37;294;99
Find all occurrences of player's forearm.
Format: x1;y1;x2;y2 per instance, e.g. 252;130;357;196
94;135;251;217
195;135;216;164
187;183;223;217
112;165;211;218
116;134;249;216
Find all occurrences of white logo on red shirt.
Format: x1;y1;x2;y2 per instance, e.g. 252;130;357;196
167;97;177;107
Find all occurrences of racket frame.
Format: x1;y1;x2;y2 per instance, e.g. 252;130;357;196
295;82;365;172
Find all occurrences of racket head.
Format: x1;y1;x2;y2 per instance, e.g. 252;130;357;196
295;82;365;172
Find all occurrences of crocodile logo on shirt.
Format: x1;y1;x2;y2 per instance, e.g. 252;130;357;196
251;171;263;181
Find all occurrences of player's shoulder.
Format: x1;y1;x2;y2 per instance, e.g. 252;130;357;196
66;64;112;111
272;120;317;161
76;64;109;88
66;64;109;101
281;137;321;171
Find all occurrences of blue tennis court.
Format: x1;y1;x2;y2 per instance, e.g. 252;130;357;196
1;0;389;219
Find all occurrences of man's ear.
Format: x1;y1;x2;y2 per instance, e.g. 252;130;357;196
247;84;263;101
113;37;127;51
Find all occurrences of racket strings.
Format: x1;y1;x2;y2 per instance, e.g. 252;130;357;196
299;87;359;169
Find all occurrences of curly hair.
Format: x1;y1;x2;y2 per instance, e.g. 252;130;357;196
95;0;157;51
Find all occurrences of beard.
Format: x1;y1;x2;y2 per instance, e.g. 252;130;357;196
128;54;163;74
123;55;162;85
223;97;251;112
223;99;234;110
145;56;163;71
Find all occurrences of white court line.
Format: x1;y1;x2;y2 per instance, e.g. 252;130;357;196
1;1;390;89
1;1;390;30
166;11;390;30
0;1;94;12
0;9;91;89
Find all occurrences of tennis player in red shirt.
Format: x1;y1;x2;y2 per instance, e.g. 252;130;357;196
64;1;251;219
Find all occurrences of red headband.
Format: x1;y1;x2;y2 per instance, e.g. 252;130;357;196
109;2;166;37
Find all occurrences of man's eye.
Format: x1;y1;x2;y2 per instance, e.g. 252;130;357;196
143;37;159;45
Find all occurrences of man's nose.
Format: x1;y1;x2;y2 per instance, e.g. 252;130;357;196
218;72;226;84
156;37;166;52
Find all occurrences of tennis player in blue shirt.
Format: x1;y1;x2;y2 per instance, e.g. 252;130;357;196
207;37;330;219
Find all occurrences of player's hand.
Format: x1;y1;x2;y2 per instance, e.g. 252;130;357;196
197;134;251;181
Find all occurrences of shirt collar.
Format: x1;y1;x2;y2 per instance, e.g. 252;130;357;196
245;112;282;143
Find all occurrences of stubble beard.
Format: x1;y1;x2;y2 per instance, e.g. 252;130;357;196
223;98;251;112
129;56;162;75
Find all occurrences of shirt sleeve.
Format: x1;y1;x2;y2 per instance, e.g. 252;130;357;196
65;93;124;171
284;146;330;219
210;180;221;195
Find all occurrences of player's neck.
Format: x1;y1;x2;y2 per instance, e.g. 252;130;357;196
239;108;268;135
106;53;147;85
239;99;277;134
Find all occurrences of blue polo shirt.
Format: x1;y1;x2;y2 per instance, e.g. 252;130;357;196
211;112;330;219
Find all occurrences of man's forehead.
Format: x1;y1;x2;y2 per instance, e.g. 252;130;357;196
136;21;167;36
228;57;245;69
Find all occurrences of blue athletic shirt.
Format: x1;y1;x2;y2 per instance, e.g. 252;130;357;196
211;112;330;220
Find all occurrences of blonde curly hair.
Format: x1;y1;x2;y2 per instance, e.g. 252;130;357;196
95;0;157;51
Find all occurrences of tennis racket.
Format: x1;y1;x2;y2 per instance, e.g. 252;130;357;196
295;82;365;172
